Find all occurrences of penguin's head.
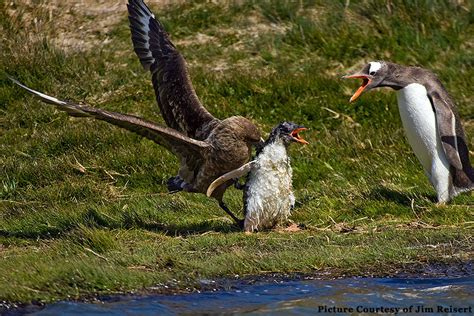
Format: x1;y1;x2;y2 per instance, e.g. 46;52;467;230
268;122;308;146
343;61;389;102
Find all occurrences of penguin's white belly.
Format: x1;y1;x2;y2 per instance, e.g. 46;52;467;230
396;83;441;172
397;83;452;202
244;141;293;231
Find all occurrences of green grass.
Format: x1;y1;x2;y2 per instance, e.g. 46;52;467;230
1;0;473;304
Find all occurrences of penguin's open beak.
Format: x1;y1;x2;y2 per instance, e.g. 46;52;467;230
290;127;309;144
343;74;371;102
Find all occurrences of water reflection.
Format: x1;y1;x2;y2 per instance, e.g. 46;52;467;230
24;277;474;315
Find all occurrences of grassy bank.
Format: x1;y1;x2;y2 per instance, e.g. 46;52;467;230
1;0;473;304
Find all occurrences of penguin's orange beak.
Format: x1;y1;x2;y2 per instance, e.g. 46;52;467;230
290;127;309;144
343;74;371;102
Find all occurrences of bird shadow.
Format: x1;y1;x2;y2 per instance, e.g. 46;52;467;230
368;187;436;206
0;227;68;240
134;220;243;236
0;208;243;241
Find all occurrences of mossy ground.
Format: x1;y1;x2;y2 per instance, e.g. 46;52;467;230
1;0;473;304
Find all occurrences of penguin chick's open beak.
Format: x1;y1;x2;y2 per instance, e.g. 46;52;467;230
290;127;309;144
343;74;372;102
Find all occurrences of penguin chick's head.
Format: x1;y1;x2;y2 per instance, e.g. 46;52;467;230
268;122;308;145
343;61;389;102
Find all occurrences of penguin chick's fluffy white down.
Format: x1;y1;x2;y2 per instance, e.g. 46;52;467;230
244;137;295;232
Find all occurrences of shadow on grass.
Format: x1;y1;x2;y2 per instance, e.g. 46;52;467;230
91;207;242;235
369;187;412;206
0;219;241;241
120;208;243;235
0;226;71;239
134;221;242;236
0;207;242;240
369;187;438;206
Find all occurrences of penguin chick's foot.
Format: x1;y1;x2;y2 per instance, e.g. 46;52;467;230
278;223;301;232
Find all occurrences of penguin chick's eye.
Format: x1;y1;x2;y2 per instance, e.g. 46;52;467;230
369;71;376;76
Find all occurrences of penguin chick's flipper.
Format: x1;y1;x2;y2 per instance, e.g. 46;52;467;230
206;161;256;197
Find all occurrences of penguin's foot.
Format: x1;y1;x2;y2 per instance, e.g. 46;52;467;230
277;222;301;232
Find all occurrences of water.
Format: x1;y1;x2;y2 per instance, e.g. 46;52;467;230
13;277;474;315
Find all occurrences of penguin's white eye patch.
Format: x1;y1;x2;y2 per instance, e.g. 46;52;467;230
369;61;382;76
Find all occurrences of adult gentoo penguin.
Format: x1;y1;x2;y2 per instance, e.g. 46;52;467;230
207;122;308;232
345;61;474;203
10;0;262;225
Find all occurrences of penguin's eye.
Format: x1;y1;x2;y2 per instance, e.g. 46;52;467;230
368;61;382;76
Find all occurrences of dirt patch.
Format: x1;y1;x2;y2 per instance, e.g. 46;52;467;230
5;1;286;76
4;0;183;52
175;32;218;47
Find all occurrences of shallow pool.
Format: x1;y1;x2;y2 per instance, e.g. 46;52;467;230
14;276;474;315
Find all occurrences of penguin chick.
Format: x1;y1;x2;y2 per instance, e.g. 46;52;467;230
207;122;308;232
